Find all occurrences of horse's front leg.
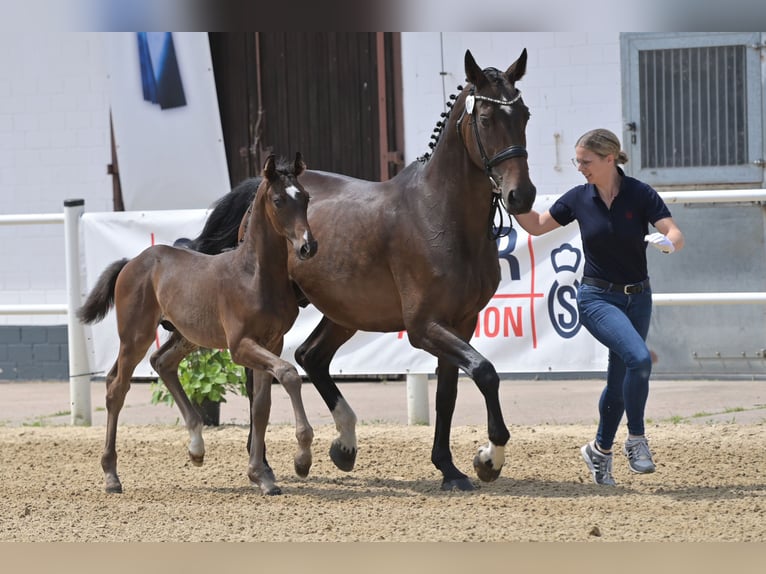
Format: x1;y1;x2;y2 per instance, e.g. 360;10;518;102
150;333;206;465
232;339;314;490
295;316;357;472
248;369;281;495
244;368;273;472
432;359;473;491
410;319;510;490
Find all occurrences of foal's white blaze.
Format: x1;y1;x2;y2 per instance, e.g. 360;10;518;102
285;184;301;200
478;441;505;469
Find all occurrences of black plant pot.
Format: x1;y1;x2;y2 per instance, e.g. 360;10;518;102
194;398;221;426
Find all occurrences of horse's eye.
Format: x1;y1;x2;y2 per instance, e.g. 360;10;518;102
273;196;285;208
479;115;490;128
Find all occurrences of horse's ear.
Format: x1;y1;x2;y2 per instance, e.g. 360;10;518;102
464;50;487;90
263;154;276;180
294;152;306;176
506;48;528;84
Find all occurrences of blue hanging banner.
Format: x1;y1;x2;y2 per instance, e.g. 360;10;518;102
137;32;186;110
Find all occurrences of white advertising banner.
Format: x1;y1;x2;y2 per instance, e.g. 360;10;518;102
80;195;606;378
107;32;230;211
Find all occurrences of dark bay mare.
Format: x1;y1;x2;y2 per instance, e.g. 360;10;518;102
77;154;317;495
188;49;536;491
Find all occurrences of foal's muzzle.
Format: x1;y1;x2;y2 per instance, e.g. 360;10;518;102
299;238;318;260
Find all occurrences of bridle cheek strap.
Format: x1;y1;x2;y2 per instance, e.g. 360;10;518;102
455;87;528;240
456;88;528;192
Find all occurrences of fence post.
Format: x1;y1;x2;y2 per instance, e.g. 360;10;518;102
64;199;91;426
406;372;429;425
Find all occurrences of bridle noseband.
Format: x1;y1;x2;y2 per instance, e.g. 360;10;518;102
456;87;528;190
456;86;528;239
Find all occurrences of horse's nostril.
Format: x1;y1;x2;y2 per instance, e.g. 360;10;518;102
300;240;317;259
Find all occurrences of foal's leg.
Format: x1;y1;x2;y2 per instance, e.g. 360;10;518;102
102;334;155;493
244;368;273;473
409;317;510;490
232;339;314;492
101;360;124;493
249;369;280;495
294;316;357;471
150;333;206;465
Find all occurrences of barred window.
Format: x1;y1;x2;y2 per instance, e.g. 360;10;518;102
621;33;763;186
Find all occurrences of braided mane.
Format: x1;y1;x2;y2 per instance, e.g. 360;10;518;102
417;84;463;163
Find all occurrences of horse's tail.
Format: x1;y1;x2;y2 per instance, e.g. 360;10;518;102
76;258;130;324
185;178;259;255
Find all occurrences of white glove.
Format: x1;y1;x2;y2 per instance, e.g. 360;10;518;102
644;232;675;254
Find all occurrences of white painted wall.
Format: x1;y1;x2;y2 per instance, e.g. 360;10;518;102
2;32;623;326
0;32;113;325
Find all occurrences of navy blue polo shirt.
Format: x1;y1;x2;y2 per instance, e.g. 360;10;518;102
548;167;671;284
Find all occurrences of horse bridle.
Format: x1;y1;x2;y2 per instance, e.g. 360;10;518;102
456;86;528;191
456;86;528;239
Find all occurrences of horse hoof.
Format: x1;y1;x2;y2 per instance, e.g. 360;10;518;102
188;451;204;467
441;477;475;492
251;480;282;496
294;459;312;478
473;453;502;483
329;441;356;472
104;482;123;494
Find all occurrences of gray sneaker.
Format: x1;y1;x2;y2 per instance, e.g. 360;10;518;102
624;437;656;473
581;441;616;486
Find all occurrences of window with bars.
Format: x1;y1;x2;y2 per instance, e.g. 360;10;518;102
621;33;763;186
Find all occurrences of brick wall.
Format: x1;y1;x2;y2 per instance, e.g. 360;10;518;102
0;32;113;328
0;325;68;380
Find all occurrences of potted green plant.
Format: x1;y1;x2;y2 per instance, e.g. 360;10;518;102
150;348;247;426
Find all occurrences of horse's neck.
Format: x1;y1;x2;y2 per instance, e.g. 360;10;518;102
237;196;289;283
419;130;493;232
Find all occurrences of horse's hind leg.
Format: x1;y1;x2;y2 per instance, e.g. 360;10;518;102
102;336;154;493
150;333;205;465
101;361;123;493
295;316;357;471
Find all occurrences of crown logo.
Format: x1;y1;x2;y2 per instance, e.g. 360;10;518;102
551;243;581;273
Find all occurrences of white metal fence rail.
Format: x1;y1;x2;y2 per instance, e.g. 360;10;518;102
0;200;90;425
1;190;765;426
0;213;67;316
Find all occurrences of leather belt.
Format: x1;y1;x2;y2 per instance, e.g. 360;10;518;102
581;276;651;295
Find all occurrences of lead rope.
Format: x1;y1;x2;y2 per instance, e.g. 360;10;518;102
488;192;512;240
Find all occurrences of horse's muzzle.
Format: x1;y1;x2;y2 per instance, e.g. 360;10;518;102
299;239;318;260
502;184;537;215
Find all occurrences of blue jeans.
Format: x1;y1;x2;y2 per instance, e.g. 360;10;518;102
577;282;653;450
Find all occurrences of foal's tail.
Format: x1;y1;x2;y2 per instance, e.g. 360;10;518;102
76;258;130;324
